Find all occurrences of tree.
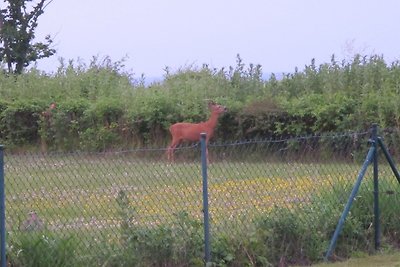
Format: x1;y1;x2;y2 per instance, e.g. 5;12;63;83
0;0;56;74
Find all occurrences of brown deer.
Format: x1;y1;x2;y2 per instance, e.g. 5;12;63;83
40;102;57;153
41;102;57;120
167;101;227;162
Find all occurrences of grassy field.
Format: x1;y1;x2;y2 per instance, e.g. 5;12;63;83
310;252;400;267
5;149;400;266
5;151;363;233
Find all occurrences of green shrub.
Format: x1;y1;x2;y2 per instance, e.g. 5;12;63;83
2;54;400;151
114;191;204;266
248;209;325;265
51;99;89;151
0;100;44;147
77;98;124;151
8;231;78;267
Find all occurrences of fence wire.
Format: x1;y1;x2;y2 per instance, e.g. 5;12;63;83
4;129;400;265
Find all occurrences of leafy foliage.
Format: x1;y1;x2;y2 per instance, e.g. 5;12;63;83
1;54;400;150
8;231;78;267
0;100;43;147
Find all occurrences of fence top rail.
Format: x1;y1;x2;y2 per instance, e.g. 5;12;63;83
1;130;372;156
209;130;370;147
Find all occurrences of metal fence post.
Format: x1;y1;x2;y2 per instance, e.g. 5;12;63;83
0;145;5;267
324;144;376;261
371;124;380;250
200;133;211;264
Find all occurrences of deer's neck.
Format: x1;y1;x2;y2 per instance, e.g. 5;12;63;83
205;111;220;130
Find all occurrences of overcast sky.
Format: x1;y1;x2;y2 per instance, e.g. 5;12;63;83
33;0;400;79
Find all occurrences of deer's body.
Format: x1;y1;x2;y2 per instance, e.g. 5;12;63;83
41;102;56;120
40;102;57;153
167;102;226;161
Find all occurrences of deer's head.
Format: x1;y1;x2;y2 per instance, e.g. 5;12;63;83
208;101;227;114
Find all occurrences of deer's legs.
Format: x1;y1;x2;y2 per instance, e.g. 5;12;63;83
167;139;180;162
167;146;175;161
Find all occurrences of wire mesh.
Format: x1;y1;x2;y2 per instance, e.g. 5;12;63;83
207;132;371;232
4;129;400;264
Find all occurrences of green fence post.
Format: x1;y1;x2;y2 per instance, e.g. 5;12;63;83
0;145;5;267
200;133;211;265
377;137;400;185
324;145;375;261
371;124;380;250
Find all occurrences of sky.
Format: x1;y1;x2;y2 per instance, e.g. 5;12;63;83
31;0;400;80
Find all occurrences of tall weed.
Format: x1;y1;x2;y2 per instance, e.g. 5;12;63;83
8;231;78;267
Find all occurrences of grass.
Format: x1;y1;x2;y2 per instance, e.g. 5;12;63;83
309;251;400;267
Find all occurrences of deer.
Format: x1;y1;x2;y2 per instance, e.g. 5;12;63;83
41;102;57;120
40;102;57;153
167;101;227;162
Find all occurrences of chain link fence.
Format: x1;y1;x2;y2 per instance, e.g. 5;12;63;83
3;127;400;265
